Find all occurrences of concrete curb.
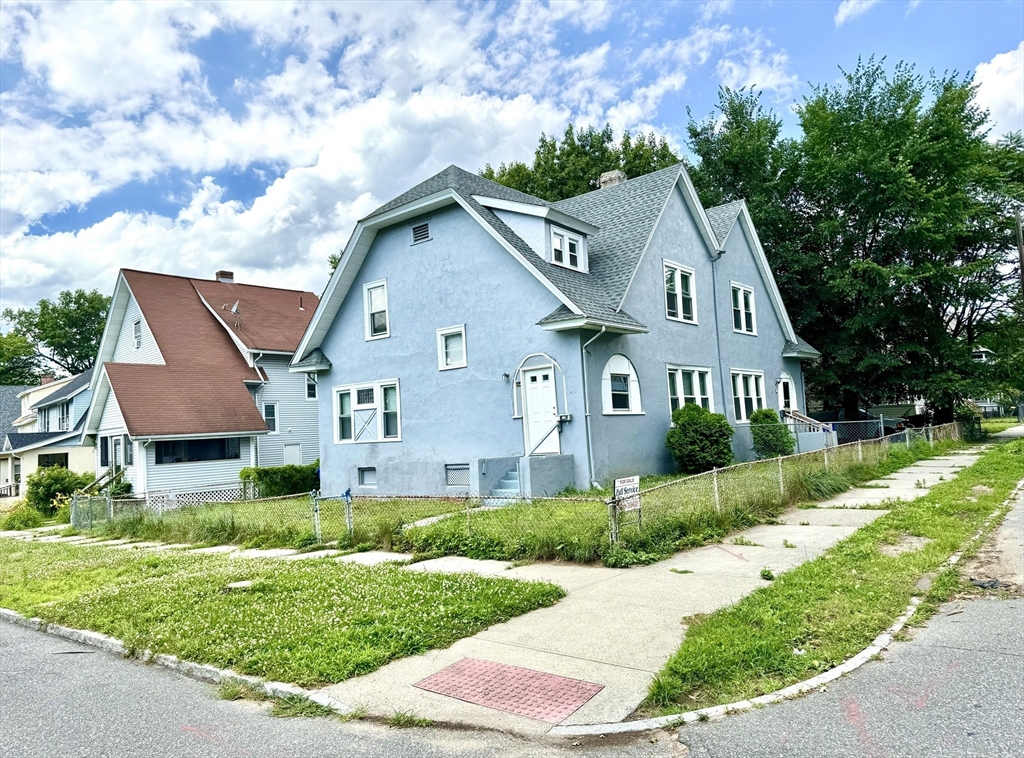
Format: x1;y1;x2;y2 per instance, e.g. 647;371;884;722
0;608;356;717
550;475;1024;738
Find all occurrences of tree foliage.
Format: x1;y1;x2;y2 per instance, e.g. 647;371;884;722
686;60;1022;420
3;289;111;375
481;124;679;201
0;332;40;385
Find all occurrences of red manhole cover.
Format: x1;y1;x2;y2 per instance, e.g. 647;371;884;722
413;658;604;724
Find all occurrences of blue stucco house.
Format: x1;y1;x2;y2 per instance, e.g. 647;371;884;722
293;163;819;497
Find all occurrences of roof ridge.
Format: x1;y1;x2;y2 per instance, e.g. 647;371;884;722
122;269;316;296
551;162;684;208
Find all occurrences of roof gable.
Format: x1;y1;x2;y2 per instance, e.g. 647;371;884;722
30;369;93;410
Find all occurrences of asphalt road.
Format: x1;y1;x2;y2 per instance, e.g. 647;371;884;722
0;622;680;758
679;597;1024;758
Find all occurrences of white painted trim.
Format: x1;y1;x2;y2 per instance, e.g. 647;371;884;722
90;273;166;393
332;378;402;444
305;373;318;401
666;364;715;414
730;368;768;423
549;225;587;272
435;325;467;371
262;402;279;435
139;430;268;442
663;260;698;325
362;279;390;341
778;371;798;413
601;354;643;415
470;195;600;235
538;317;647;334
730;282;758;336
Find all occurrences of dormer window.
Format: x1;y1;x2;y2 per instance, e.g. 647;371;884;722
550;227;585;272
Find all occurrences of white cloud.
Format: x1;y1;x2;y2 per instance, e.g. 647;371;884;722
974;41;1024;141
696;0;734;23
834;0;880;27
717;31;798;97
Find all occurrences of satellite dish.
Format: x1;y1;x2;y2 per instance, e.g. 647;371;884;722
223;300;239;314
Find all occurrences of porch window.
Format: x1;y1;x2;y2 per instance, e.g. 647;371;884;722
667;367;712;413
601;354;642;414
731;284;756;334
38;453;69;469
335;380;401;443
664;262;696;323
363;280;389;340
155;437;240;464
731;370;766;422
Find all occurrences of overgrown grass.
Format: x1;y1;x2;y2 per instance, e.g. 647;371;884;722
643;440;1024;714
982;417;1021;434
0;541;563;687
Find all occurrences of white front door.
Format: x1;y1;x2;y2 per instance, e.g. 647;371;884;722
522;367;560;455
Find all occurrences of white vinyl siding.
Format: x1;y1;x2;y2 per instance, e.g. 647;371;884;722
143;437;253;492
251;356;320;468
112;294;163;363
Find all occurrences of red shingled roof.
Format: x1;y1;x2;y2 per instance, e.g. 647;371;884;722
103;270;317;438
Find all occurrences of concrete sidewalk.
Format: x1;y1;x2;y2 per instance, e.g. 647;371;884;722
317;448;984;735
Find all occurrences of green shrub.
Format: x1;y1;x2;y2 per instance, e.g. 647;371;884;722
108;479;133;498
24;466;94;515
1;504;44;530
239;460;320;498
666;405;734;474
749;408;796;458
796;469;851;500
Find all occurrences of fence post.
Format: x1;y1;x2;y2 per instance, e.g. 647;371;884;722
71;493;78;529
858;439;863;462
106;488;113;520
879;415;885;439
777;456;784;499
310;490;321;544
606;498;619;545
466;496;472;535
343;488;354;539
823;445;830;472
928;427;934;448
906;429;911;450
712;468;721;513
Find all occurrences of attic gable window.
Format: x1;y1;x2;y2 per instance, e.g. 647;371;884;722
550;227;585;272
411;221;430;244
133;320;142;349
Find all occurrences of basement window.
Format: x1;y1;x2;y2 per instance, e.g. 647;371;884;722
358;467;377;487
445;464;470;487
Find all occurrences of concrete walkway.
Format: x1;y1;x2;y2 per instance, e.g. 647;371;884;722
991;424;1024;440
316;447;984;735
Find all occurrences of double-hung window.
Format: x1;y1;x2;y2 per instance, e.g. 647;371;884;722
263;403;278;434
133;320;142;349
731;284;756;334
436;325;467;370
609;374;631;410
551;228;583;271
667;367;712;412
58;402;71;431
664;262;696;323
305;373;318;400
363;280;389;340
335;380;401;443
731;370;766;422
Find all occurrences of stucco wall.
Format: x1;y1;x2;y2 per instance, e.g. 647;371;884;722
316;203;591;496
21;444;95;483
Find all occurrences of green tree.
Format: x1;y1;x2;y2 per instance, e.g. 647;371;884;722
0;332;40;384
328;251;341;274
665;404;734;473
481;123;679;201
3;289;111;375
749;408;796;458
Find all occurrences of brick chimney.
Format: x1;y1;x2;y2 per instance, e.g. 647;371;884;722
216;270;234;283
40;374;54;385
599;170;627;189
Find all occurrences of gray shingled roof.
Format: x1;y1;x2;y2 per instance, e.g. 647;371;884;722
291;348;332;370
0;385;30;436
784;335;821;358
29;368;93;410
4;430;67;451
704;200;744;246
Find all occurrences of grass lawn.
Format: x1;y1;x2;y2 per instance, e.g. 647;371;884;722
982;417;1021;434
0;541;563;687
643;439;1024;715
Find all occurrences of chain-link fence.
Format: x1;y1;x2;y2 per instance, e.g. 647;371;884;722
70;423;960;564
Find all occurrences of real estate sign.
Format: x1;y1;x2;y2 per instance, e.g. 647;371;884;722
614;475;640;512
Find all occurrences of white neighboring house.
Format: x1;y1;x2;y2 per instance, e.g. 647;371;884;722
80;268;320;499
0;370;95;497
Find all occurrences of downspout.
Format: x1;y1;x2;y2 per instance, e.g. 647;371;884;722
580;326;606;489
710;251;729;417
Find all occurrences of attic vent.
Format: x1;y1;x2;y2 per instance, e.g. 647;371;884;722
411;222;430;244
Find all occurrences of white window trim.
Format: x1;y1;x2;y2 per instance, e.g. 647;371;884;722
436;324;467;371
133;320;142;349
730;368;767;423
664;261;698;325
778;372;798;414
730;282;757;336
550;225;587;272
363;279;390;341
667;365;714;414
333;378;402;444
305;372;318;401
601;354;644;416
263;402;279;435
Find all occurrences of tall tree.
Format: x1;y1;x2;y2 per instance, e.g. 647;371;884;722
3;289;111;375
0;332;40;385
481;123;679;201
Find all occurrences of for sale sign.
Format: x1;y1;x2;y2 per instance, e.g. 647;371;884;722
614;475;641;512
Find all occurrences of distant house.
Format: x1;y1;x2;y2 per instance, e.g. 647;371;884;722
971;347;1004;417
293;164;818;497
81;269;320;498
0;371;94;497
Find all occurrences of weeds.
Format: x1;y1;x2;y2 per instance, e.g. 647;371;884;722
270;695;337;718
386;710;434;728
759;567;775;581
783;540;796;549
732;536;762;547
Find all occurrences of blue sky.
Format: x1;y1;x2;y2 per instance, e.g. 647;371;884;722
1;0;1021;311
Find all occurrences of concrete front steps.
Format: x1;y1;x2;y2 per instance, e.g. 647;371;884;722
481;467;521;507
